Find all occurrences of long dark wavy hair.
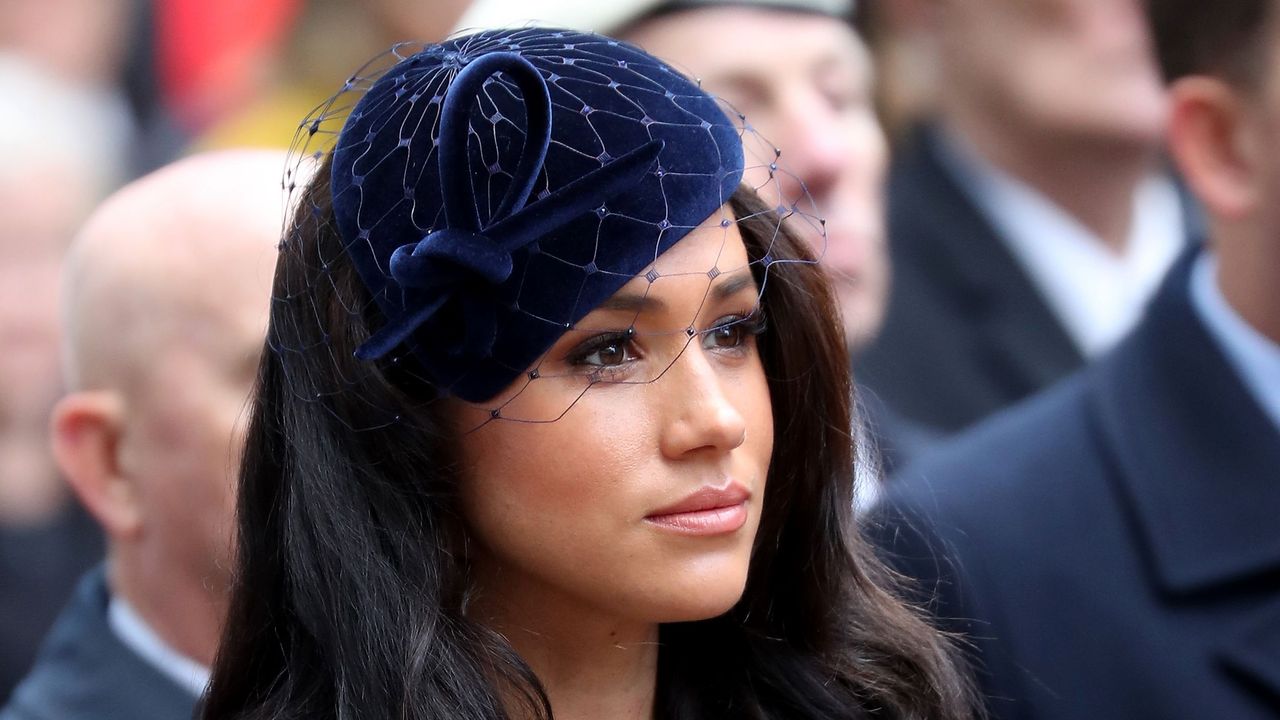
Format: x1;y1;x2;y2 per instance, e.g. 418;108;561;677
200;152;974;720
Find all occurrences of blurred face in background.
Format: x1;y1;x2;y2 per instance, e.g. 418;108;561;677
0;212;65;432
935;0;1167;145
624;8;891;349
0;158;98;519
0;55;127;522
0;56;126;445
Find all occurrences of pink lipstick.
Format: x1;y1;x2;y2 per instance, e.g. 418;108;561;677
645;482;750;535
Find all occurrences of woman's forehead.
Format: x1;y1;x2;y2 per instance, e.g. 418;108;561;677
566;214;755;333
626;212;752;302
649;204;748;276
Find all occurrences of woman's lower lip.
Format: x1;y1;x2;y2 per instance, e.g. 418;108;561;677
644;503;748;535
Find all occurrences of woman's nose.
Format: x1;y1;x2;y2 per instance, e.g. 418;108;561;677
658;346;749;460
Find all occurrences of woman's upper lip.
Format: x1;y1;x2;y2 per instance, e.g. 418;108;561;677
647;482;751;517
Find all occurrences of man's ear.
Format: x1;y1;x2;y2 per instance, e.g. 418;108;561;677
50;391;142;539
1168;76;1260;221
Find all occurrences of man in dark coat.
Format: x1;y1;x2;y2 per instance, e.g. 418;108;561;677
857;0;1198;434
868;2;1280;717
1;568;196;720
1;151;282;720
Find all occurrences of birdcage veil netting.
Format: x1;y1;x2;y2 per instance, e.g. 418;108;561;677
275;27;827;431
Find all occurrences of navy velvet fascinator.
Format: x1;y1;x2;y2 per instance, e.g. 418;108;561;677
324;29;744;403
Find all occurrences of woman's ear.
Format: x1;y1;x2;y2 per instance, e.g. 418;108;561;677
50;391;143;539
1167;75;1260;221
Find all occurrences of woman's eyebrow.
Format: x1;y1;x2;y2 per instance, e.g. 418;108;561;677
598;290;663;313
711;271;758;302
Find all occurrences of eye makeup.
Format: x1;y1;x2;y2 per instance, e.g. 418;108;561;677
563;304;766;385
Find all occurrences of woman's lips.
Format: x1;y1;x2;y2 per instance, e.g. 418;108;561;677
644;482;750;535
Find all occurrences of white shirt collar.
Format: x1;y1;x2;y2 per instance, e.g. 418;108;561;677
1188;252;1280;434
936;130;1185;358
107;595;211;699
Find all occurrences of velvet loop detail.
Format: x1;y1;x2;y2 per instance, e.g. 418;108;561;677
355;50;667;362
355;52;550;363
436;53;552;229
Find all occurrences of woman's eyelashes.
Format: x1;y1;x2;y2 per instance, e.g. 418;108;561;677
701;309;767;353
568;329;640;371
566;308;766;380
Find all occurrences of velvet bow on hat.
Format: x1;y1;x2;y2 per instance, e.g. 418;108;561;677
330;28;744;403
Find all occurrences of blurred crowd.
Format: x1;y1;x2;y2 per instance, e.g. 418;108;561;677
1;0;1277;718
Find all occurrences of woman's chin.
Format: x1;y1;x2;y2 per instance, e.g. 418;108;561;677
633;571;751;624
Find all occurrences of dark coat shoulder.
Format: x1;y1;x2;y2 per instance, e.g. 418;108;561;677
0;567;197;720
867;254;1280;720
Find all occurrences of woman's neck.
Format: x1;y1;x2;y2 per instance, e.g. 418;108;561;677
468;567;660;720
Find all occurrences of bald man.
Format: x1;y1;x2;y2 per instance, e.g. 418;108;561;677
0;150;284;720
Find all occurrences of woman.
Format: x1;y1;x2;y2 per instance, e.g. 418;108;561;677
202;28;972;720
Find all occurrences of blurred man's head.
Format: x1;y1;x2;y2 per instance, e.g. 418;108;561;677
456;0;889;348
620;3;888;347
927;0;1167;148
51;150;284;664
1149;0;1280;338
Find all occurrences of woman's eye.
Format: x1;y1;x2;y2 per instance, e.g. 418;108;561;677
569;334;636;368
584;342;629;366
703;323;746;349
702;313;764;350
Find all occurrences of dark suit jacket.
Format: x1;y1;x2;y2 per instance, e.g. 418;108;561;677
0;503;102;705
0;566;197;720
856;125;1197;433
869;252;1280;719
857;385;938;478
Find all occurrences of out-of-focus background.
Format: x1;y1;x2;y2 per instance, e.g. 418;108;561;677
2;0;1226;716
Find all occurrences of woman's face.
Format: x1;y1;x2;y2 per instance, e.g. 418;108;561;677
453;209;774;626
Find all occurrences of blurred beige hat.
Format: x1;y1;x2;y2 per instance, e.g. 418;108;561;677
454;0;854;37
